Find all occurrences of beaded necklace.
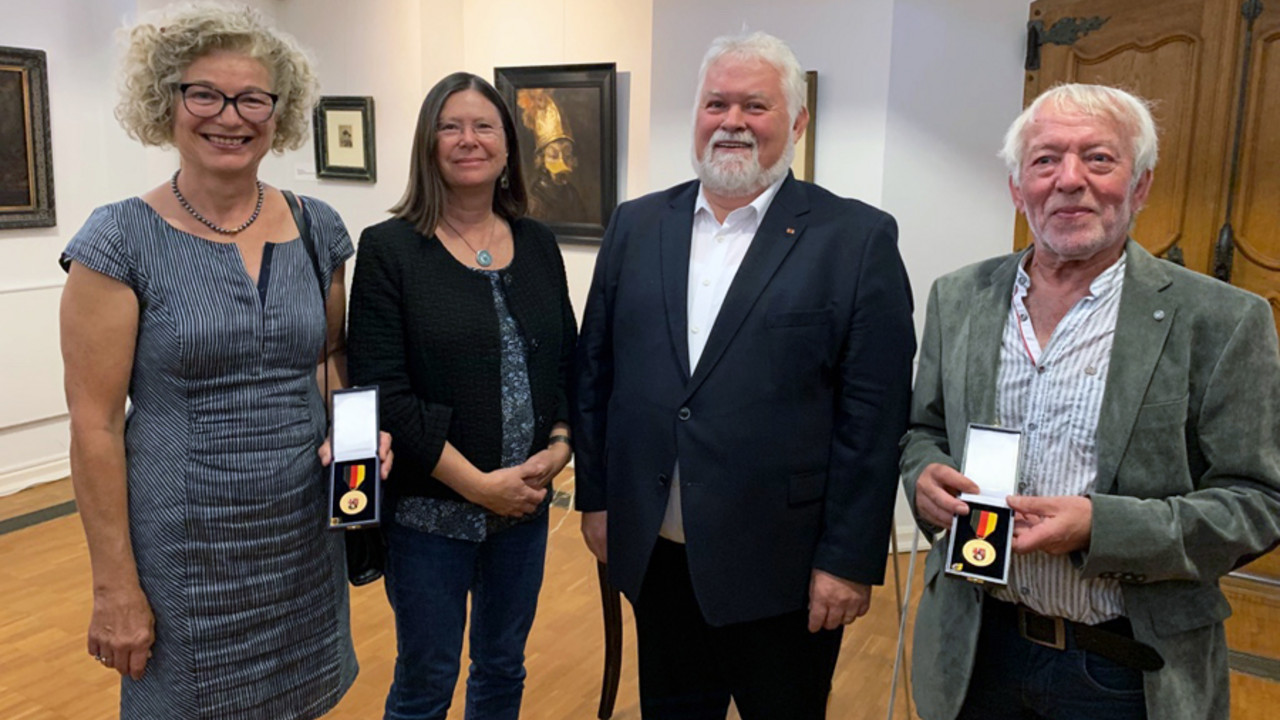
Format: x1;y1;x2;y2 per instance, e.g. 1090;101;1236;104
171;170;264;235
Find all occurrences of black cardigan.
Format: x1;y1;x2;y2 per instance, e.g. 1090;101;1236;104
347;216;576;501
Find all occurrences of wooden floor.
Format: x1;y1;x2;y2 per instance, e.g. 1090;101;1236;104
0;479;74;522
0;478;925;719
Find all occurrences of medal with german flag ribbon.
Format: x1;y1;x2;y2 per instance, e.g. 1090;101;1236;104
962;510;998;567
339;464;368;515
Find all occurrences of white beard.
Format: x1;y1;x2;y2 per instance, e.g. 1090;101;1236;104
692;129;795;198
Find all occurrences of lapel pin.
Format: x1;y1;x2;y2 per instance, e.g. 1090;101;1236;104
1153;310;1166;321
785;227;795;235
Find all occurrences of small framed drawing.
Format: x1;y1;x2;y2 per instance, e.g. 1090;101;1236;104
790;71;817;183
313;96;376;182
0;46;55;229
494;63;617;244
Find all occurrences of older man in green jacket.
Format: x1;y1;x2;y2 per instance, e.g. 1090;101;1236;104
902;83;1280;720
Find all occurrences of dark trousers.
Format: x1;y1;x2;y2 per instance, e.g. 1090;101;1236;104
957;598;1148;720
632;538;843;720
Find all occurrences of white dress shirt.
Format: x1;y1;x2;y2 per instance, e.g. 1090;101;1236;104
659;176;786;543
988;252;1126;624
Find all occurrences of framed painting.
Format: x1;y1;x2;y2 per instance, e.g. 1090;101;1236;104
791;70;817;183
495;63;616;244
0;46;55;229
313;96;376;182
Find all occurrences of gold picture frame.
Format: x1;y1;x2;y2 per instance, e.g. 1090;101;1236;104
791;70;817;183
0;46;55;228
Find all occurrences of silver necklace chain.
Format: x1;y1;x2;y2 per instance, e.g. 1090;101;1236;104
170;170;264;235
441;214;498;268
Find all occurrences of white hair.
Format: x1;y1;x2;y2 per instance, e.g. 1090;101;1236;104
999;83;1159;188
693;31;806;122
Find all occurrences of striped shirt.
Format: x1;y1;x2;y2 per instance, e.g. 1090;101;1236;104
988;252;1126;624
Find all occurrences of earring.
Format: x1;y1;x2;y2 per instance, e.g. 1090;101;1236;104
499;167;510;189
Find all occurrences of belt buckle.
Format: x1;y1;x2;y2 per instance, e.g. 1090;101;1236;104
1018;606;1065;650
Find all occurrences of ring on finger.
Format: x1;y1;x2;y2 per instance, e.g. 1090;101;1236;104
94;654;110;666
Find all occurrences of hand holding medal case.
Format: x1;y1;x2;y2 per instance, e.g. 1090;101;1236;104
945;424;1019;585
328;386;381;528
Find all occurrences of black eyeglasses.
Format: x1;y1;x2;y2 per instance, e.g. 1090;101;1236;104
178;83;279;123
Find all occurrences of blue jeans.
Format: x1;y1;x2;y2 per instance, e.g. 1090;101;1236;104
957;598;1147;720
382;514;548;720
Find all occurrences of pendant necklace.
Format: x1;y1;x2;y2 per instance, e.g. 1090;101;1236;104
442;214;498;268
171;170;264;235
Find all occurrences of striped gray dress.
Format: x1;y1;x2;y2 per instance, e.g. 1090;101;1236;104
62;196;357;719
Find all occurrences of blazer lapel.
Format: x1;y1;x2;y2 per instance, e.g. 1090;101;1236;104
684;176;806;400
1093;241;1175;495
660;184;698;381
964;250;1024;428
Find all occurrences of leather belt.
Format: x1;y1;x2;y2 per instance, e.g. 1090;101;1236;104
1014;604;1165;672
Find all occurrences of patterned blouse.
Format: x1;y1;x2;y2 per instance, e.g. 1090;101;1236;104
394;268;551;541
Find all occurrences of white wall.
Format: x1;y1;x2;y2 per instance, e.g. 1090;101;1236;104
649;0;896;204
0;0;651;495
881;0;1030;546
1;0;1032;544
0;0;148;494
270;0;654;317
459;0;653;315
883;0;1028;335
262;0;433;240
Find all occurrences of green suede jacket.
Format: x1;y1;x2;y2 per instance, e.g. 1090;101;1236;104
901;241;1280;720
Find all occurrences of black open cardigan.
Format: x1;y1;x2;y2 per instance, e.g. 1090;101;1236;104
346;215;576;502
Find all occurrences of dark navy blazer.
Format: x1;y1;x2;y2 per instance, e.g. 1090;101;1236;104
573;174;916;626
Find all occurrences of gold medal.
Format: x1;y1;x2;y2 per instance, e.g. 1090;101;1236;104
960;509;1000;567
340;489;368;515
337;462;369;516
962;538;996;567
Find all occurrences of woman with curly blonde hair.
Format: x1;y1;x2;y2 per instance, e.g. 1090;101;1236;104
58;4;389;717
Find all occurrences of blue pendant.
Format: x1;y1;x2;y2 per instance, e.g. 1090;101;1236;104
476;249;493;267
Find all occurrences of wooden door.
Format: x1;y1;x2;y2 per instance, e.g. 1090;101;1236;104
1229;7;1280;333
1222;2;1280;687
1022;0;1280;715
1017;0;1241;271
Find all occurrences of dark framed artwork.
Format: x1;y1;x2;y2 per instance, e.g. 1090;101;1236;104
313;96;376;182
495;63;616;244
790;71;817;183
0;46;55;229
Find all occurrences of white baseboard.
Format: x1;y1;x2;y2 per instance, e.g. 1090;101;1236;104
0;456;70;497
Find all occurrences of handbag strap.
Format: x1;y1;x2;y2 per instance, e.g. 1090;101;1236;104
282;190;330;424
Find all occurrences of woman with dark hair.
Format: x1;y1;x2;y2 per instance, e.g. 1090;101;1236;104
347;72;576;720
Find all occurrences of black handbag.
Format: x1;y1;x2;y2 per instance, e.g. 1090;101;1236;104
344;528;386;586
283;191;386;586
